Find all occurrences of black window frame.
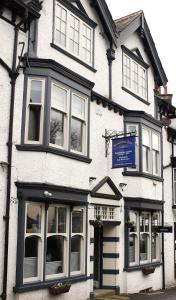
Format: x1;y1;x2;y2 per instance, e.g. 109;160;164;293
124;197;163;271
17;58;94;164
51;0;97;72
14;182;89;293
123;112;163;181
122;45;149;105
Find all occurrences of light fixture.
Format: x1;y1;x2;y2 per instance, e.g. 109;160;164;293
44;191;52;197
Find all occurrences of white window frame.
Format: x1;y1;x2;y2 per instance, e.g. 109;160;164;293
25;78;45;144
23;202;45;284
123;52;147;100
142;126;161;176
126;123;139;171
46;205;69;280
54;1;93;65
173;168;176;205
50;82;70;150
70;92;88;155
127;210;161;267
70;207;86;276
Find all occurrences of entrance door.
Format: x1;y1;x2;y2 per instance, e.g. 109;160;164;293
93;226;103;289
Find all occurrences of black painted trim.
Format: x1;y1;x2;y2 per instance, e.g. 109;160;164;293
24;57;95;90
90;238;94;244
103;253;119;258
57;0;97;28
91;176;122;200
122;45;149;69
124;262;162;272
124;110;162;128
122;87;150;105
14;275;92;293
91;91;127;114
16;144;92;164
50;43;97;73
102;269;119;275
122;171;163;182
103;237;119;242
124;197;164;211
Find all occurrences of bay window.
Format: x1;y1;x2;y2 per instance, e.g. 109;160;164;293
54;1;94;66
127;210;161;268
23;202;86;284
24;77;89;158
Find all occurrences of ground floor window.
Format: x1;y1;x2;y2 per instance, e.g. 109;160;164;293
127;210;161;267
24;202;86;283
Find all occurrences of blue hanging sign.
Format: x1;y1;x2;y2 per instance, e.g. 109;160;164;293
112;136;136;168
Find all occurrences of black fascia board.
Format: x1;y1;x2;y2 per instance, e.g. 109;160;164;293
93;0;118;47
24;57;95;90
143;17;168;87
2;0;41;20
124;110;163;128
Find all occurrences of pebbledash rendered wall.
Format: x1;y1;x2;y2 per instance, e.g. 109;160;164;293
0;1;175;300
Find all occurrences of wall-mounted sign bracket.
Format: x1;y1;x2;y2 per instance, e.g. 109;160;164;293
102;129;136;157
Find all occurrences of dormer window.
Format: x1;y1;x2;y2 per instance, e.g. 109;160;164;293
54;1;94;66
122;46;149;102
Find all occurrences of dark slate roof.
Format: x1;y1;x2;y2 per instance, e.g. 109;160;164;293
115;10;143;33
114;10;168;87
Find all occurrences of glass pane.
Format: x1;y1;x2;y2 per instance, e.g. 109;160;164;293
50;109;64;146
72;94;85;117
152;214;159;226
129;234;136;263
143;146;150;172
52;85;67;111
140;233;148;261
48;207;57;233
58;207;67;233
72;210;83;233
153;150;159;174
70;235;81;272
26;204;42;233
152;133;159;150
28;105;41;141
24;236;39;278
151;233;157;260
129;211;137;232
30;81;42;104
46;236;64;275
70;118;83;152
143;128;150;146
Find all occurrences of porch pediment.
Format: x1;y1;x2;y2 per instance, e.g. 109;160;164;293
91;176;122;200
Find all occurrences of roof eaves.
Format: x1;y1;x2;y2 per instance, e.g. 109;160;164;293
94;0;118;47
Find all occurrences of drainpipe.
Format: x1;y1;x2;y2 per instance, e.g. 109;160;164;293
161;132;165;290
106;41;115;101
1;17;27;300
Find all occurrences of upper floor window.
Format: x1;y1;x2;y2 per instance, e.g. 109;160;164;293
122;49;148;101
24;77;89;157
126;123;161;177
54;1;93;65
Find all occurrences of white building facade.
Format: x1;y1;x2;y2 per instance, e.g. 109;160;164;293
0;1;176;300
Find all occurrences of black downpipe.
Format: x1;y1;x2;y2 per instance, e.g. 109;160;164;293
161;133;165;290
106;41;115;101
1;25;19;300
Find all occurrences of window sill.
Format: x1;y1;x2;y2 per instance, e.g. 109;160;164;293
50;43;97;73
14;275;92;293
16;144;92;164
124;262;162;272
122;171;163;182
122;87;150;105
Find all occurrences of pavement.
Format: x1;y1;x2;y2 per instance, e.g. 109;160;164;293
92;287;176;300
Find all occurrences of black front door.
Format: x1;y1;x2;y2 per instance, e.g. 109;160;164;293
93;226;103;289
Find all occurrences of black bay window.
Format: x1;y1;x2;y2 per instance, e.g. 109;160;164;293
18;59;94;163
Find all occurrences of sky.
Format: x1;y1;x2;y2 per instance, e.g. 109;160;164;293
106;0;176;104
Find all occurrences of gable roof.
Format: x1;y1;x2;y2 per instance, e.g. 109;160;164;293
93;0;118;47
115;10;168;87
91;176;122;200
